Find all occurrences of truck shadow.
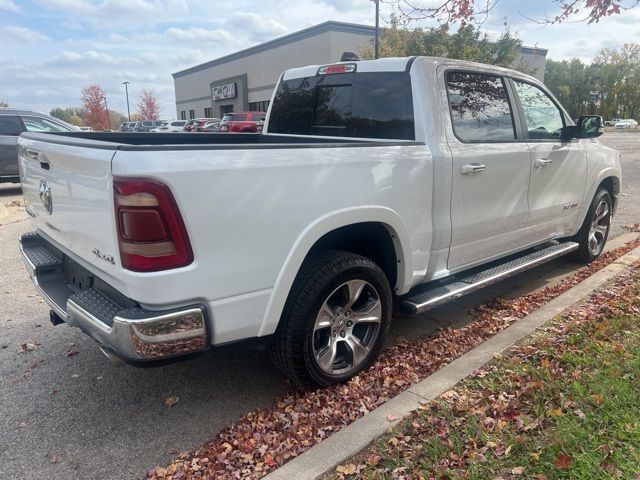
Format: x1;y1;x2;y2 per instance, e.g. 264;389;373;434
0;184;22;197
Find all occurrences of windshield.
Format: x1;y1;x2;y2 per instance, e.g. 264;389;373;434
268;71;415;140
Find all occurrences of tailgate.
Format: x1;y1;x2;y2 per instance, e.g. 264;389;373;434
18;133;120;276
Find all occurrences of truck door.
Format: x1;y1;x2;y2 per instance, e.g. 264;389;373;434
444;70;531;271
510;80;587;243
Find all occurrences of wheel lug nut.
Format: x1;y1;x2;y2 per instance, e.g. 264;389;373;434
345;311;350;316
347;321;353;327
340;331;346;337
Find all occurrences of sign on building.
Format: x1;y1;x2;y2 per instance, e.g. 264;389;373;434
212;83;236;100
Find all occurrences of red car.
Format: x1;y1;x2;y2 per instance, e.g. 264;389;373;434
219;112;266;133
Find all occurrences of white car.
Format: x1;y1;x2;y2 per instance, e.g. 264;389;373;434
17;57;622;388
614;119;638;129
150;120;188;133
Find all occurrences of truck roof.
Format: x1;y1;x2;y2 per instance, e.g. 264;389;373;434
282;56;541;85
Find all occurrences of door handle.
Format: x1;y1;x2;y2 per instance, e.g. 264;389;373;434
461;163;486;175
534;158;553;168
26;149;40;161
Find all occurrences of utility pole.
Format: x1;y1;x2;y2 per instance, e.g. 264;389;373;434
374;0;380;59
123;81;131;121
102;95;112;131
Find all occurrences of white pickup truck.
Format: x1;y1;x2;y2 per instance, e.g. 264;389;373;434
18;57;621;387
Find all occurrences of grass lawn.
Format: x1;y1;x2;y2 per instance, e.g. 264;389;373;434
331;269;640;480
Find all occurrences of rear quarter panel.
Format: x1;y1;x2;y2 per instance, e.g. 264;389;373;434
112;143;432;343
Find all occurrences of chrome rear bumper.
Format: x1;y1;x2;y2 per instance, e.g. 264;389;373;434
20;232;208;363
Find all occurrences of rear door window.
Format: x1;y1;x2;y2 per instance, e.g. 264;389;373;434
446;71;516;142
0;116;22;135
269;71;414;140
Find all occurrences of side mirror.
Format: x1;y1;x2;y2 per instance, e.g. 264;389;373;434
577;115;603;138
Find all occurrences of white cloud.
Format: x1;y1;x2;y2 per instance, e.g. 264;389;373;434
224;13;289;42
0;26;50;42
165;27;236;45
0;0;19;12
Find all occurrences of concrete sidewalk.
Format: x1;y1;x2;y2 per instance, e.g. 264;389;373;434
265;243;640;480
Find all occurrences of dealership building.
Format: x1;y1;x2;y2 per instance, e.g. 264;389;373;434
172;21;548;120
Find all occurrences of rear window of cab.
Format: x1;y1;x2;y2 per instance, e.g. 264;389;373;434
268;71;414;140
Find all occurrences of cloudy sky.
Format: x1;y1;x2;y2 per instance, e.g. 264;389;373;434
1;0;639;118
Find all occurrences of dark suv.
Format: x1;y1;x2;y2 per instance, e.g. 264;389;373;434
0;109;77;183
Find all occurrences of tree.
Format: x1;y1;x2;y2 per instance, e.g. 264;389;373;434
382;0;639;25
137;89;162;120
81;85;109;131
50;107;87;126
542;43;640;119
360;18;527;73
0;99;8;107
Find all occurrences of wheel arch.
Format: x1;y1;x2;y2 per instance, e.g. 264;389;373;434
257;207;412;337
575;169;621;235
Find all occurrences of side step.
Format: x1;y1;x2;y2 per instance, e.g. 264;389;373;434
400;242;579;315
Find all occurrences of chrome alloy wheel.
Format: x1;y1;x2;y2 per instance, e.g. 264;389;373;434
588;199;610;256
312;279;382;376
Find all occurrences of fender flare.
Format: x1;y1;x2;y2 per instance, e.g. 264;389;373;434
257;206;413;337
575;167;620;234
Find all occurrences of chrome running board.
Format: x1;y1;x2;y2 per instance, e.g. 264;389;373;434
400;242;579;315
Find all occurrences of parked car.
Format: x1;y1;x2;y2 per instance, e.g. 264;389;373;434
151;120;189;133
0;109;78;183
79;126;94;132
219;112;265;133
196;120;221;132
17;57;620;388
184;118;218;132
118;122;136;132
614;119;638;129
603;117;621;127
256;118;265;133
133;120;166;132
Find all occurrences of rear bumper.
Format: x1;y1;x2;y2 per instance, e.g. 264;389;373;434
20;232;209;363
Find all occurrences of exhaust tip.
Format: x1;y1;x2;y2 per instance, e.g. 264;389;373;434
99;347;125;367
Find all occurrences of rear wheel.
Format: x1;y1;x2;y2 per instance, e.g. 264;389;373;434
270;250;392;388
570;188;612;263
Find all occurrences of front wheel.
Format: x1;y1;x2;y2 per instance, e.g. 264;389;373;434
270;250;392;388
570;188;612;263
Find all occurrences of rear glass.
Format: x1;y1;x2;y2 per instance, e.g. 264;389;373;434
268;71;414;140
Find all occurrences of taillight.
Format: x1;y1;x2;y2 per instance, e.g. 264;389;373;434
114;177;193;272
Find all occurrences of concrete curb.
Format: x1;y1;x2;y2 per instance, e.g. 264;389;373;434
265;243;640;480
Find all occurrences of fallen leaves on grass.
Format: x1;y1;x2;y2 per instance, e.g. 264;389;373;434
554;453;573;470
148;239;640;480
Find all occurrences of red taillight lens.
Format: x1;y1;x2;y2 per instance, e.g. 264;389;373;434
114;178;193;272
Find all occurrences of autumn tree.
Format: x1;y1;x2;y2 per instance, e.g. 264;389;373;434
81;85;109;131
137;89;162;120
382;0;640;25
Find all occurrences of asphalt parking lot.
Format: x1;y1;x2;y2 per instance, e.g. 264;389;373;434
0;131;638;480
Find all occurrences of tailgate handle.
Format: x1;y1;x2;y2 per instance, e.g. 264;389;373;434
27;149;50;170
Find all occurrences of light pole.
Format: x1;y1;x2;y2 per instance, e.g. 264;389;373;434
102;95;112;131
122;81;131;121
374;0;380;59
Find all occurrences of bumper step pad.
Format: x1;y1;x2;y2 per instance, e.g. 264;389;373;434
400;242;579;315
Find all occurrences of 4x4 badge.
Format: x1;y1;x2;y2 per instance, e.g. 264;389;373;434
39;179;53;215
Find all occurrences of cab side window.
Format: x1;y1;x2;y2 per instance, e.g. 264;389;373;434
22;116;73;133
446;71;516;143
0;116;23;135
513;81;565;140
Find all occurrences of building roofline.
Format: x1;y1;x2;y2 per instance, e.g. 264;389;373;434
172;21;376;79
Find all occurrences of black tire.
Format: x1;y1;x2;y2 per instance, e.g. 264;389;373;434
570;188;612;263
269;250;392;388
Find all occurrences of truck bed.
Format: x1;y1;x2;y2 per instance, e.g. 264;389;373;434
22;132;407;149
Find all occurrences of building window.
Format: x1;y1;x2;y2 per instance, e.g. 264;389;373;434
189;109;195;119
180;111;186;120
249;100;270;112
204;107;212;118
